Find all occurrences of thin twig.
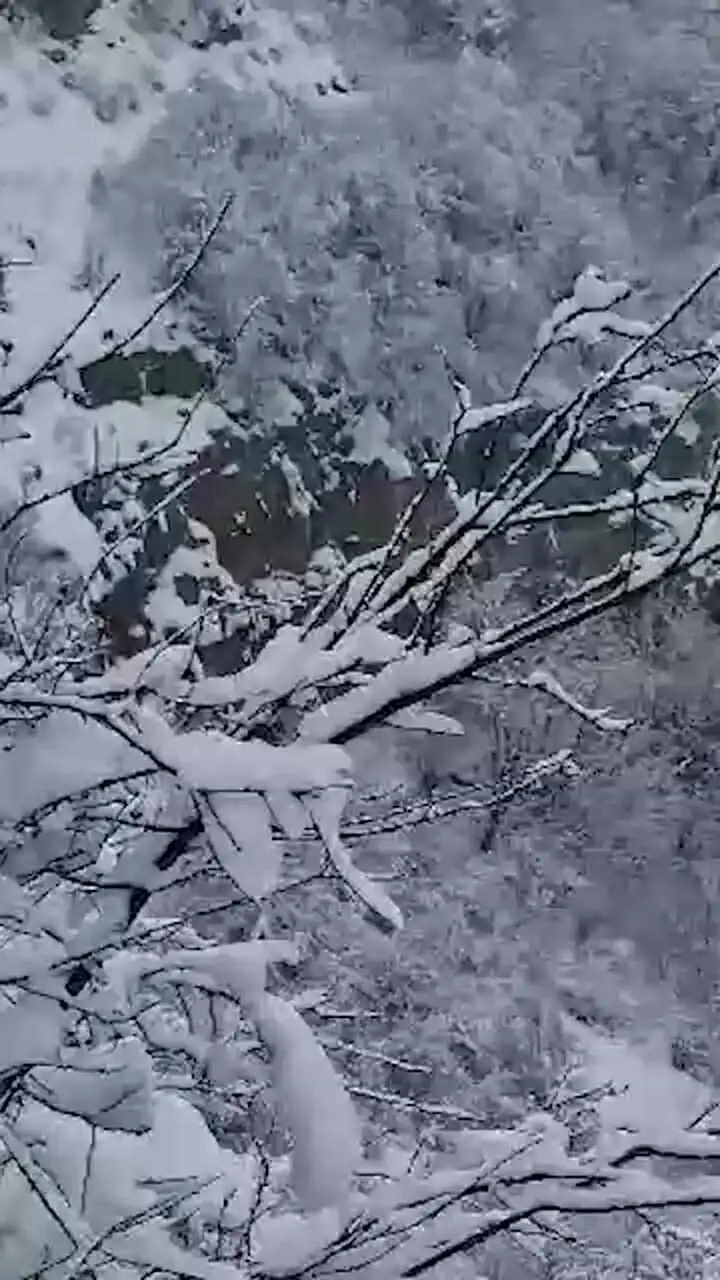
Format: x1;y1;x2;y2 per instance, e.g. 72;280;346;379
0;274;121;413
96;193;236;364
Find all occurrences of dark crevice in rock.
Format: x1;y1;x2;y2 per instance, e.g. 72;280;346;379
11;0;102;40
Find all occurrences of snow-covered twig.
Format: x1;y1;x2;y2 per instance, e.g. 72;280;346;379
0;272;121;413
98;193;238;364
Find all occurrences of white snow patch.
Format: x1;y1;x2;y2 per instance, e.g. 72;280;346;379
201;791;284;899
254;992;361;1211
138;712;351;796
90;395;231;467
278;450;316;519
630;383;701;445
4;1091;258;1276
0;13;179;384
563;1017;712;1138
260;381;307;427
0;710;147;822
351;403;413;479
387;708;465;734
561;447;602;477
457;397;533;436
299;642;476;742
0;11;242;574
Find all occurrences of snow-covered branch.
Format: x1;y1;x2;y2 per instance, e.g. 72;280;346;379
2;245;720;1280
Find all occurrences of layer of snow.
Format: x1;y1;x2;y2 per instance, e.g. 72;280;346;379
561;446;602;477
631;382;701;445
351;403;413;479
564;1016;712;1138
2;1091;258;1278
0;709;146;822
0;0;348;572
278;449;317;518
254;991;362;1211
137;712;352;794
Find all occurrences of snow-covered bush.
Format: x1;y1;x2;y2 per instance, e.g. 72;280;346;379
2;238;720;1278
90;0;637;432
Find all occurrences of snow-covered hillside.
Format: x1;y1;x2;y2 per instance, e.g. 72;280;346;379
1;12;720;1278
4;0;717;443
1;0;716;637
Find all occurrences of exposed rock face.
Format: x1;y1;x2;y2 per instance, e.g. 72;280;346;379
12;0;103;40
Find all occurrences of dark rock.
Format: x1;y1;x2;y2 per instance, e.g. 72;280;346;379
14;0;102;41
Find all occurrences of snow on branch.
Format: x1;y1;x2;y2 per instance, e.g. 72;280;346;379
264;1109;720;1279
512;266;642;397
2;240;720;1280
